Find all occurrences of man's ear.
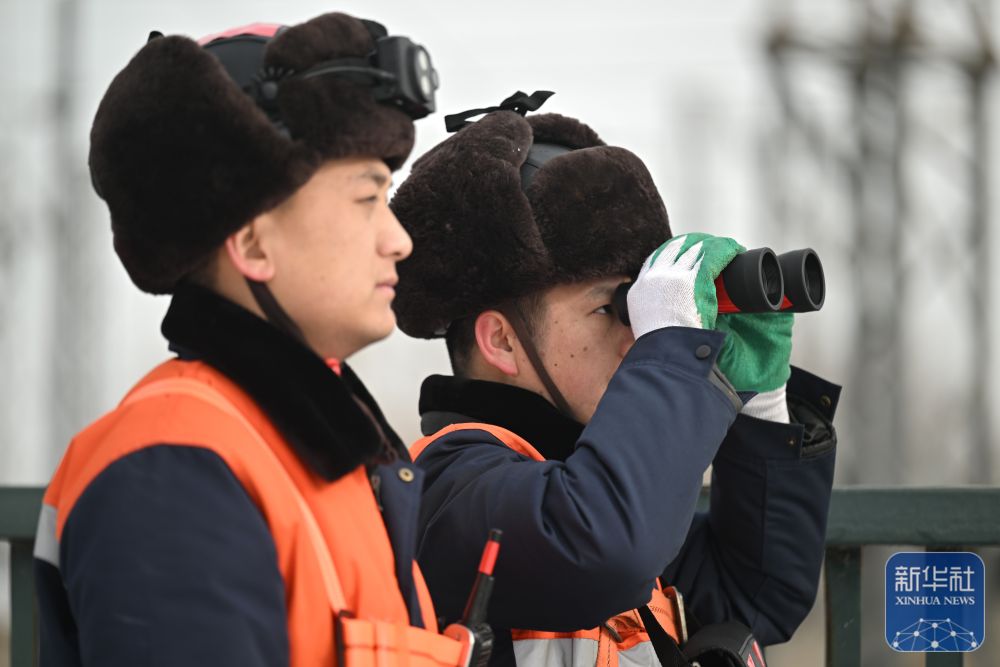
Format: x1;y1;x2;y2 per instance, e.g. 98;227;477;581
474;310;520;377
223;213;277;282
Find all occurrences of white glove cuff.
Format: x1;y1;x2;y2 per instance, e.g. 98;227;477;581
742;385;790;423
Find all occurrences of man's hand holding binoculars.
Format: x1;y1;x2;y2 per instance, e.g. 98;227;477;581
624;233;798;423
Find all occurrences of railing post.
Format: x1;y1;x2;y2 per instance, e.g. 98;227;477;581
921;545;965;667
10;539;37;667
825;546;861;667
925;652;963;666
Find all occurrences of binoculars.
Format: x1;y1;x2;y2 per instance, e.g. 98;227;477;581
613;248;825;325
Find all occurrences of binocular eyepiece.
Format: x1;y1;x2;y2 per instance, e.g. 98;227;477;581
613;248;825;326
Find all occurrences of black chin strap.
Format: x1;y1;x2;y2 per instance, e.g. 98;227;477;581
245;278;309;347
500;302;575;420
246;277;397;458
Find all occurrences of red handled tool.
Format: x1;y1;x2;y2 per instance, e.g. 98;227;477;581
443;530;502;667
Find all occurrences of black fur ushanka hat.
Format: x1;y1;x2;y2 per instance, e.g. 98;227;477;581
90;13;416;294
390;109;672;338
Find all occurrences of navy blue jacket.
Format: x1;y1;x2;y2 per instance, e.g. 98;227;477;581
35;285;426;667
413;327;838;666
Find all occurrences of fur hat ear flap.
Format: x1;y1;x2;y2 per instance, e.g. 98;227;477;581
90;35;314;294
392;111;552;338
527;145;670;283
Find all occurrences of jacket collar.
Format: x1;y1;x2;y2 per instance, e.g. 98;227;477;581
419;375;584;462
161;283;406;481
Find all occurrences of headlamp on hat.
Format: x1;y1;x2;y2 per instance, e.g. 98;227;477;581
198;20;437;127
301;19;439;119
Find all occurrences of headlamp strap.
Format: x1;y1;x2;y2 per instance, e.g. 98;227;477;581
444;90;554;133
252;59;393;131
295;58;396;85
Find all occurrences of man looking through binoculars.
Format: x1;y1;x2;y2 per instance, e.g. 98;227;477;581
391;97;841;666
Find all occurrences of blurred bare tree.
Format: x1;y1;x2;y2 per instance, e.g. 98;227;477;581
50;0;100;459
762;0;996;485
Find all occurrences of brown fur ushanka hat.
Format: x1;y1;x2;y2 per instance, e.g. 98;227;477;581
90;13;416;294
390;110;672;338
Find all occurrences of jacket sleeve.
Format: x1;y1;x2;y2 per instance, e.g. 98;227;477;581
55;444;288;667
662;367;840;645
416;327;741;632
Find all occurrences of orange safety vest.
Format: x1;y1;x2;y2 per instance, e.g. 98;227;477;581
38;359;471;667
412;423;689;667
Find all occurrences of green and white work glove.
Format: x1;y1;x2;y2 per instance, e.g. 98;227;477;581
628;233;794;423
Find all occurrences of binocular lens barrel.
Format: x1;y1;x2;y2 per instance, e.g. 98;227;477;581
612;247;826;326
777;248;825;313
716;248;784;313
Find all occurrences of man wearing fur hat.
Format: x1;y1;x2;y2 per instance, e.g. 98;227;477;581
392;99;839;666
33;14;469;667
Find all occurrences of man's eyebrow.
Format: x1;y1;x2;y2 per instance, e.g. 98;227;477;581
354;169;391;188
587;283;618;300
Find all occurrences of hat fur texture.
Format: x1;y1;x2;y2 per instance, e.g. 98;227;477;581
390;111;671;338
90;12;415;294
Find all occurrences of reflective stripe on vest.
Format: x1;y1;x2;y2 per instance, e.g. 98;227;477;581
39;359;469;667
412;422;687;667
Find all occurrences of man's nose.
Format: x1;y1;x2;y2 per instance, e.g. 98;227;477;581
381;206;413;260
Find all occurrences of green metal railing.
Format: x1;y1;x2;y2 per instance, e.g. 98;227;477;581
3;486;999;666
823;487;1000;667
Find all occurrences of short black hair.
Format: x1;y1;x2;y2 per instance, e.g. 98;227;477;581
445;291;548;377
